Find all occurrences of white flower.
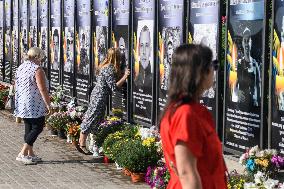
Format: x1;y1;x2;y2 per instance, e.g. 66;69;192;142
254;171;265;184
256;150;265;158
249;146;259;156
244;182;257;189
263;179;279;189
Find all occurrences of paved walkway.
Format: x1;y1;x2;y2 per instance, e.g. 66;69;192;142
0;112;147;189
0;111;247;189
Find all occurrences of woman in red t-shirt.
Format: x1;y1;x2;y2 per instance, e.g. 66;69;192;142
159;44;227;189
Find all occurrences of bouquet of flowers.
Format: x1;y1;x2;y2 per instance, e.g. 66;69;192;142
67;105;86;124
46;111;71;130
145;165;170;189
239;146;284;178
111;108;124;118
94;116;126;147
50;86;66;109
66;122;80;142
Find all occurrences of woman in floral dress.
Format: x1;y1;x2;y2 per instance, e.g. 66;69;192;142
78;48;130;154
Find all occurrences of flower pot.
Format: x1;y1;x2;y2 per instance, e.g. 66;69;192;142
72;141;78;147
131;172;145;183
57;128;66;139
103;156;113;164
122;168;131;176
16;117;22;123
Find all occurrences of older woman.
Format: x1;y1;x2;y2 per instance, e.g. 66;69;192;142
15;47;50;165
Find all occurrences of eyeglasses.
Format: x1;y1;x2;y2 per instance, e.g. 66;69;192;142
211;60;219;71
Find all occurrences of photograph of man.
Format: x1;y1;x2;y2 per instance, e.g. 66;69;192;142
96;26;107;64
64;30;74;72
78;32;89;75
32;26;37;47
119;37;127;71
135;25;152;91
5;29;11;57
12;31;18;63
51;28;60;70
41;29;47;68
22;29;28;53
235;27;261;107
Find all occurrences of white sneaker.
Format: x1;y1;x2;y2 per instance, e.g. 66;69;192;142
16;154;36;165
29;155;42;162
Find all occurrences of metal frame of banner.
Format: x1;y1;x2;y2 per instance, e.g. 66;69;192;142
223;0;269;155
15;0;20;73
60;0;63;86
3;0;6;82
0;0;4;81
47;0;51;86
7;0;13;83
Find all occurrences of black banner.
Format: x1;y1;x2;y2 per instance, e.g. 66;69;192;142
63;0;75;99
0;0;3;81
50;0;61;92
271;0;284;154
188;0;220;121
132;0;155;124
224;0;264;152
29;0;38;48
4;0;12;82
12;0;19;81
93;0;109;83
39;0;48;74
158;0;184;116
19;0;28;63
111;0;130;117
75;0;91;104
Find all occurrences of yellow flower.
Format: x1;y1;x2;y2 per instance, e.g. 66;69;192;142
142;137;156;147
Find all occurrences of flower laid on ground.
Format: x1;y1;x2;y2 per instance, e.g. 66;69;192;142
66;122;80;142
145;165;170;189
239;146;284;177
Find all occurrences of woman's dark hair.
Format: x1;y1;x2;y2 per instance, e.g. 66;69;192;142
158;44;213;129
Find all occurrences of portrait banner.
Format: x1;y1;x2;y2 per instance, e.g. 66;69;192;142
93;0;109;83
50;0;61;92
29;0;38;48
158;0;184;116
0;0;4;81
12;0;19;81
76;0;91;104
132;0;155;125
39;0;49;74
63;0;75;99
4;0;12;82
271;0;284;155
224;0;265;153
111;0;130;117
19;0;28;63
188;0;220;121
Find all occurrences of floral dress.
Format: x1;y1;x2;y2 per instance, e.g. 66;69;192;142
80;65;117;134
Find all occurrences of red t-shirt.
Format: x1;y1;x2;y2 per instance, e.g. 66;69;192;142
160;102;227;189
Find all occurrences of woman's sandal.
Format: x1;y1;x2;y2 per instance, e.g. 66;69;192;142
76;145;92;155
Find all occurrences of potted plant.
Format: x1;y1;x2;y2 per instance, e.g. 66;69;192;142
116;138;161;183
145;165;170;189
46;111;70;138
66;122;80;146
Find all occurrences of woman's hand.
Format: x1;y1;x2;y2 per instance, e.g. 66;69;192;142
123;69;130;80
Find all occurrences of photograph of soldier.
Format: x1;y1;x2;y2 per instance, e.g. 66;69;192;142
78;31;89;75
234;27;261;107
0;30;3;58
5;29;11;58
12;30;18;63
118;37;127;71
40;28;47;68
31;26;37;47
160;27;181;91
22;28;28;54
51;28;60;70
134;24;153;92
64;29;74;72
96;26;107;64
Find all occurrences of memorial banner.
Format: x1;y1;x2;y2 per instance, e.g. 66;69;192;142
63;0;75;99
93;0;109;83
158;0;184;116
19;0;28;63
76;0;91;104
132;0;155;125
0;0;3;80
224;0;264;152
29;0;38;48
111;0;130;117
271;0;284;154
50;0;61;92
12;0;19;81
4;0;12;82
39;0;49;74
188;0;220;120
